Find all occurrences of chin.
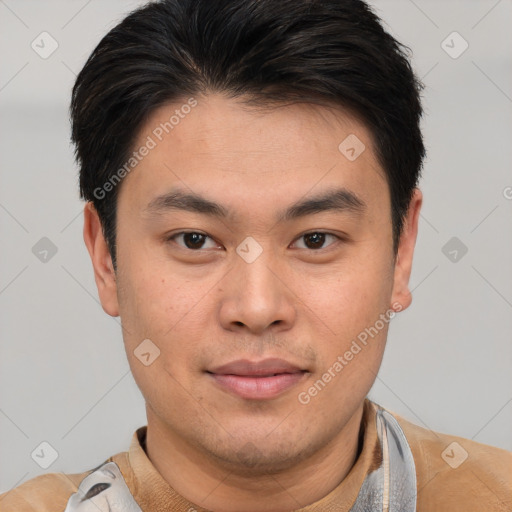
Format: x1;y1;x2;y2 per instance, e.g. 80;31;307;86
198;428;318;475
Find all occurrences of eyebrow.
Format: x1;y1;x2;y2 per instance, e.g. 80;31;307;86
143;187;366;222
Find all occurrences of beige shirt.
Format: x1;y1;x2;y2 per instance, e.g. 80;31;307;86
1;399;510;511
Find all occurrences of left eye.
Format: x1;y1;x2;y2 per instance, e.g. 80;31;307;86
169;232;218;250
292;232;339;250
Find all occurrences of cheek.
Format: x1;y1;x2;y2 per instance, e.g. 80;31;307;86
297;279;392;413
302;253;394;342
116;265;210;379
118;261;190;332
118;273;203;412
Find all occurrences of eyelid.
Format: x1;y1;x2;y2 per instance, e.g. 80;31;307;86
165;230;347;251
166;230;220;250
290;231;343;250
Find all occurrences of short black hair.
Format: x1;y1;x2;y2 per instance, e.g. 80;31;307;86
71;0;425;270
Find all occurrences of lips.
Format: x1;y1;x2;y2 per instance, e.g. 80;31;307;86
207;358;307;400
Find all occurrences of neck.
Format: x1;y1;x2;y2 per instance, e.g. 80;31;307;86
144;403;366;512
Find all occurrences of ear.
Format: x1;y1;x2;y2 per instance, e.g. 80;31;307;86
83;202;119;317
390;188;423;312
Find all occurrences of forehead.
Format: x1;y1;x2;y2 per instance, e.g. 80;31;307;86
119;93;387;212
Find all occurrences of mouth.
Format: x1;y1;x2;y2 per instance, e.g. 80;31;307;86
206;358;309;400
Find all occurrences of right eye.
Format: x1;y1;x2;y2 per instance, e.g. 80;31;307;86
166;231;220;251
82;482;111;501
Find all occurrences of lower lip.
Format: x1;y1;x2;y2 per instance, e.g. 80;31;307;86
209;372;306;400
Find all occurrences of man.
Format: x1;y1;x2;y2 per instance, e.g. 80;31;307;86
1;0;510;510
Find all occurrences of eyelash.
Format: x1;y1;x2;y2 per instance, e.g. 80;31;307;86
165;231;344;252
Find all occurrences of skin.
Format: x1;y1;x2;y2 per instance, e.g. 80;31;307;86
84;93;422;512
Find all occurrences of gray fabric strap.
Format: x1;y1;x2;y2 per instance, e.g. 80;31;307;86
349;406;417;512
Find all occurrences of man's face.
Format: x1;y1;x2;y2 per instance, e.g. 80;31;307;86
87;93;419;472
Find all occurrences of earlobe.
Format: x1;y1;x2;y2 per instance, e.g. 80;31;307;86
83;202;120;317
390;188;423;312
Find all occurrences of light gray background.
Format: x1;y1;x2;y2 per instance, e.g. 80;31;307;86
1;0;511;494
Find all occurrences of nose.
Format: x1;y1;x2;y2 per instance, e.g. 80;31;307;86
218;246;297;336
